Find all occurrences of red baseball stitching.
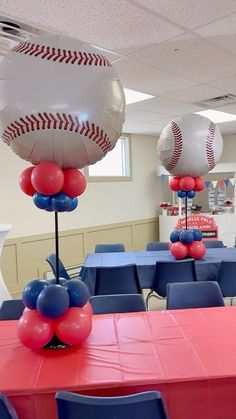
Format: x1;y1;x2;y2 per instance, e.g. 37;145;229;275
206;122;216;170
12;41;111;67
2;113;112;154
166;121;183;172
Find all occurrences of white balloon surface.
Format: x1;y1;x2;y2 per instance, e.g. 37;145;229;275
157;113;223;177
0;35;125;168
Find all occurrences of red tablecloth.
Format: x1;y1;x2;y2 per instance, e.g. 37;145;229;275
2;307;236;419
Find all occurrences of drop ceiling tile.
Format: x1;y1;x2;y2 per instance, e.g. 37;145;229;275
131;34;236;83
134;0;236;30
215;103;236;114
208;76;236;95
125;106;173;125
0;0;184;54
164;84;226;103
132;97;205;116
123;120;162;135
113;58;197;95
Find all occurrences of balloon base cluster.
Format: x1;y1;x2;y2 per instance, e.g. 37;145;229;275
169;229;206;260
18;278;93;349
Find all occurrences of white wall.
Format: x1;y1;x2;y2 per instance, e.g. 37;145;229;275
0;134;162;238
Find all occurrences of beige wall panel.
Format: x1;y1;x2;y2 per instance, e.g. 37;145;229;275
1;243;18;293
132;220;159;250
84;225;133;254
59;232;84;266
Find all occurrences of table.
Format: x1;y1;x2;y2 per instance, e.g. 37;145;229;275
80;247;236;294
2;307;236;419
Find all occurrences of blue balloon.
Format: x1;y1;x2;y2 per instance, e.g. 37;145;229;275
193;229;203;241
64;279;90;307
170;230;180;243
179;229;194;245
33;193;51;210
177;190;186;198
67;197;78;212
51;193;71;212
187;190;196;198
22;279;48;309
48;278;68;285
37;284;69;319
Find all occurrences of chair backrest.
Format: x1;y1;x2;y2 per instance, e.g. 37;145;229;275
56;391;169;419
95;243;125;253
46;253;70;280
0;300;25;320
0;393;19;419
153;259;197;298
167;281;225;310
217;261;236;297
203;240;224;248
95;264;142;295
89;294;146;314
146;242;169;251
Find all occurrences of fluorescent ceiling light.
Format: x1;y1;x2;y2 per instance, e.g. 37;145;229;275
124;88;155;105
195;109;236;123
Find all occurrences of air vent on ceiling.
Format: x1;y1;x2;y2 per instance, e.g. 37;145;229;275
0;16;55;57
195;94;236;108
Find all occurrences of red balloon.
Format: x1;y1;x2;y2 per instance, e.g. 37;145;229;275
19;167;36;196
31;162;64;195
194;177;205;192
82;301;93;317
169;177;180;192
188;241;206;259
179;176;195;192
62;169;86;197
55;307;92;346
168;242;173;250
170;242;188;259
17;309;54;349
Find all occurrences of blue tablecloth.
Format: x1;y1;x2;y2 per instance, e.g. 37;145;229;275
80;248;236;295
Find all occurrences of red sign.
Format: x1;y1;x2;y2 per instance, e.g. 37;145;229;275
176;214;219;240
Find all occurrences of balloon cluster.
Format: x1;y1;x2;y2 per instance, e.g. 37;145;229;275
169;229;206;260
170;176;205;198
19;162;86;212
18;278;92;349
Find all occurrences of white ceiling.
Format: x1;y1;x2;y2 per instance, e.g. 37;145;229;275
1;0;236;136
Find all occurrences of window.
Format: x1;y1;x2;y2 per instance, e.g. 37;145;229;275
85;135;131;181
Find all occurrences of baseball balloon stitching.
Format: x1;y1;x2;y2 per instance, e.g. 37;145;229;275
12;41;111;66
2;113;112;154
166;121;183;172
206;122;216;170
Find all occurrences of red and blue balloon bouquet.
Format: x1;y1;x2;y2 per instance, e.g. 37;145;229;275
18;277;93;349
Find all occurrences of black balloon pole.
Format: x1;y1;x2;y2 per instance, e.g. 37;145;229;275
54;211;60;284
185;195;188;230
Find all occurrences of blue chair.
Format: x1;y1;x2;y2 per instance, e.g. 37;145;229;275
46;254;80;281
0;393;18;418
0;300;25;320
217;261;236;305
89;294;146;314
146;259;197;308
146;242;169;251
56;391;169;419
95;243;125;253
94;264;142;295
203;240;224;248
166;281;225;310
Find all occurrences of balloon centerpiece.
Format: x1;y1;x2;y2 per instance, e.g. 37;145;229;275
157;113;223;260
0;34;125;348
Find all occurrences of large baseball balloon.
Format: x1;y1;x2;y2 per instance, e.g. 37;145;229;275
157;113;223;177
0;35;125;168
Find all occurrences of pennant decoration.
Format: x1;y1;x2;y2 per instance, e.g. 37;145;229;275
224;179;230;187
230;178;235;186
205;180;211;189
218;179;224;189
212;181;218;189
160;174;166;181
